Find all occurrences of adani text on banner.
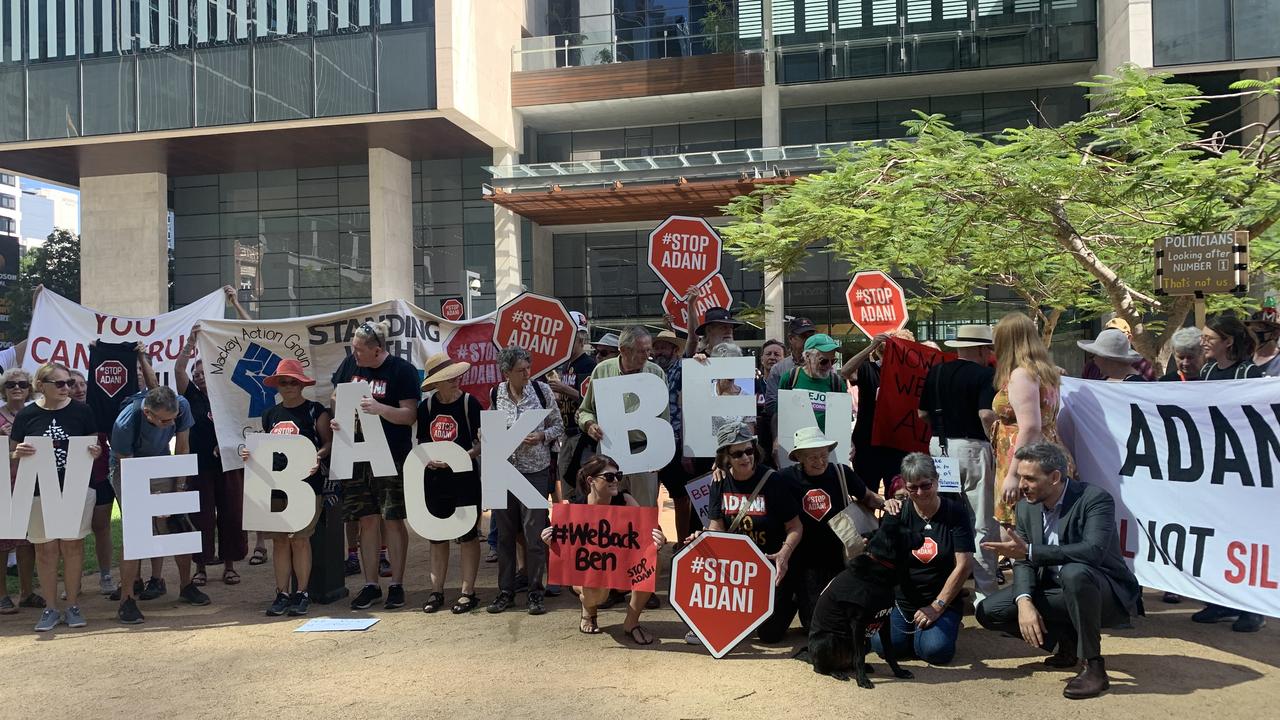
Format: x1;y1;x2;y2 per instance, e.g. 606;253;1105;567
196;300;497;471
1058;377;1280;618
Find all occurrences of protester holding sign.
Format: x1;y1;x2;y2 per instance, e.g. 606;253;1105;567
775;334;849;435
330;320;422;611
709;342;761;437
876;454;974;665
705;421;803;643
67;371;117;596
417;358;484;615
780;427;883;630
0;366;41;615
540;454;666;643
488;346;563;616
10;363;103;631
240;360;331;617
841;329;915;494
991;313;1068;530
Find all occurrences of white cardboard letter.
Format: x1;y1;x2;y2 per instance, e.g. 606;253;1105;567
402;441;479;541
0;436;95;540
594;374;675;474
121;454;203;561
480;408;552;511
680;357;757;457
330;381;397;480
242;433;320;533
776;388;852;469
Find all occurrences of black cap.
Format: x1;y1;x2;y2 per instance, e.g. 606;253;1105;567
789;317;816;336
695;307;742;336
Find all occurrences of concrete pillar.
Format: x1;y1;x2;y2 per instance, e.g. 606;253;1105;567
531;223;554;295
493;146;524;303
1242;68;1279;146
759;0;785;341
368;147;414;303
80;172;169;316
1098;0;1153;72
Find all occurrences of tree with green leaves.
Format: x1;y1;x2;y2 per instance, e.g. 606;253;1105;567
721;66;1280;367
6;228;80;333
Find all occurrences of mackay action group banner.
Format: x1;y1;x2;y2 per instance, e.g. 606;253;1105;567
196;300;496;471
23;288;226;387
1058;377;1280;618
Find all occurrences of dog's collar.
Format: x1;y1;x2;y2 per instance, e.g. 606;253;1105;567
868;553;895;570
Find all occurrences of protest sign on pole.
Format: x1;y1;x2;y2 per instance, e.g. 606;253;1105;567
870;338;953;453
846;271;908;339
1058;377;1280;618
661;274;733;333
492;292;576;379
647;215;722;296
546;503;659;592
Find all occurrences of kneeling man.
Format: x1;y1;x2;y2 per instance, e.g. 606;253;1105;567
977;442;1140;699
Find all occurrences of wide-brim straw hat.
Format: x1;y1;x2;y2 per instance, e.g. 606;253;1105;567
944;324;993;348
421;359;471;389
1077;328;1142;362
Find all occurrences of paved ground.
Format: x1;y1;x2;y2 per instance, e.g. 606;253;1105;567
2;502;1276;720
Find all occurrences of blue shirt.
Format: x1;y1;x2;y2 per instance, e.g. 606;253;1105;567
110;395;195;461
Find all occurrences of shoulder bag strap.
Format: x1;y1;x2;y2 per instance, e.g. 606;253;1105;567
729;468;774;533
835;463;853;504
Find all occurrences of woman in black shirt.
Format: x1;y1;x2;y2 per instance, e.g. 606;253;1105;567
11;362;102;632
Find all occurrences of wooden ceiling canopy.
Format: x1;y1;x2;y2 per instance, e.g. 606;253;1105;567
486;176;794;225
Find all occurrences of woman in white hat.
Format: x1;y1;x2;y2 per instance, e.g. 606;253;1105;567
416;356;484;614
1077;329;1146;382
779;426;885;630
705;421;803;644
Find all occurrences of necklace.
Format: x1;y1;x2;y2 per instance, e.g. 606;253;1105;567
914;500;940;531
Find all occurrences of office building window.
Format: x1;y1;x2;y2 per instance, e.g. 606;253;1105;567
0;217;14;233
413;156;496;315
1154;0;1280;65
0;173;15;186
0;195;14;209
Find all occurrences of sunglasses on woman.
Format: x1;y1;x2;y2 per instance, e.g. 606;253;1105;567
44;379;73;389
905;480;935;493
3;381;29;389
593;472;624;483
729;447;755;459
275;378;301;387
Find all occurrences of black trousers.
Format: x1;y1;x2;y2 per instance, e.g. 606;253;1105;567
976;562;1129;660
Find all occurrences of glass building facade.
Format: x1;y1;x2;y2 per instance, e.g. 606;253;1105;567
1153;0;1280;66
0;0;437;142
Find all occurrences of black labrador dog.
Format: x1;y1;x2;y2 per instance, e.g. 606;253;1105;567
797;519;925;688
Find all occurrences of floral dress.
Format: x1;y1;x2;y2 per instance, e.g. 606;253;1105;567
991;379;1072;527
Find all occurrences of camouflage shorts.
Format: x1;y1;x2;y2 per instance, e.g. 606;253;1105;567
343;463;407;522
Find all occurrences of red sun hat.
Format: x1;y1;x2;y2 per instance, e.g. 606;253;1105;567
263;359;316;388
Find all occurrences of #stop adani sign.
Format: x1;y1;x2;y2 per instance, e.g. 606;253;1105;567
670;531;776;658
662;274;733;333
440;297;465;322
493;292;576;378
846;271;908;338
648;215;722;295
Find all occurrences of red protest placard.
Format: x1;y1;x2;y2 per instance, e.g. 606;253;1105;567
648;215;723;296
669;532;777;658
445;320;500;408
870;337;955;453
492;292;576;379
846;271;908;338
546;504;659;592
661;274;733;333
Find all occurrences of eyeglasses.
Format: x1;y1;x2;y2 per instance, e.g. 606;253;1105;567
44;379;73;389
817;357;833;368
3;381;29;389
729;447;756;460
275;378;301;387
905;480;935;494
593;472;624;483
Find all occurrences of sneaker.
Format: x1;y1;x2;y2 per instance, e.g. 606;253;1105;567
344;554;361;576
684;630;701;645
99;574;116;596
527;591;546;616
351;584;382;610
1192;604;1240;624
117;598;144;625
266;592;291;616
34;608;62;632
288;592;311;616
484;548;498;563
139;577;167;601
487;591;515;614
1232;613;1267;633
64;605;87;628
385;584;406;610
378;551;392;578
0;595;15;614
513;572;530;594
110;578;143;602
19;593;46;609
179;582;211;606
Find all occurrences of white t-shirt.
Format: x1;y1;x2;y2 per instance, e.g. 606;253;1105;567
0;346;17;372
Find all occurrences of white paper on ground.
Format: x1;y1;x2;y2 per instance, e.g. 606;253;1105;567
295;617;380;632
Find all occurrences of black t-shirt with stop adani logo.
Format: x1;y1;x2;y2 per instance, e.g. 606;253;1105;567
706;466;800;555
331;353;422;461
261;399;328;493
415;392;483;511
881;496;974;614
780;463;869;572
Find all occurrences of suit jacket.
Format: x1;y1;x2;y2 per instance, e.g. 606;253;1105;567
1013;481;1141;616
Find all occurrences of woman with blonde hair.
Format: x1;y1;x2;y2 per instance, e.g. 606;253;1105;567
990;312;1068;528
0;366;41;614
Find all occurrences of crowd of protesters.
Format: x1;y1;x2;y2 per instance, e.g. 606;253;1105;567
1;281;1274;695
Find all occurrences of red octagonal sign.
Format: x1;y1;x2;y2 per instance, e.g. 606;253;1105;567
670;531;777;658
845;270;909;339
440;297;465;322
661;274;733;333
648;215;722;296
493;292;576;379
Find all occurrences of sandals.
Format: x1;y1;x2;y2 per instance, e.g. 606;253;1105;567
451;593;479;614
223;569;241;585
423;592;446;614
623;624;655;645
580;614;601;634
192;570;207;587
249;548;267;566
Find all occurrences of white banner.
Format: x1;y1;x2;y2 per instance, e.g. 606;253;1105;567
24;288;226;388
196;300;496;471
1058;377;1280;618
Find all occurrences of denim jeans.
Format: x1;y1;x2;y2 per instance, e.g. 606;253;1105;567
870;604;963;665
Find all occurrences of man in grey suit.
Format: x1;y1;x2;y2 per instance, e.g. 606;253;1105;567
976;442;1141;700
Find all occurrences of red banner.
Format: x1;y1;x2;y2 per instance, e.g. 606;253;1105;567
870;337;955;453
546;503;659;592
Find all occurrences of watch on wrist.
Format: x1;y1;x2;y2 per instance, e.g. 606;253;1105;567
933;599;947;610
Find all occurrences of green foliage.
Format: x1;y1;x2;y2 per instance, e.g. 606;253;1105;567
5;229;80;333
721;66;1280;364
700;0;738;53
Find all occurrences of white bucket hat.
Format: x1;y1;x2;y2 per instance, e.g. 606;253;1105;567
1077;328;1142;362
788;426;837;462
944;324;993;348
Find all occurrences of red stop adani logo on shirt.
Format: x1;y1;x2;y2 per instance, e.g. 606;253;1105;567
95;360;128;398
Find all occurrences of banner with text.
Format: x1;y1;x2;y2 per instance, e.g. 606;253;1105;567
24;288;226;387
870;338;954;453
1058;377;1280;617
546;503;659;592
196;300;496;471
